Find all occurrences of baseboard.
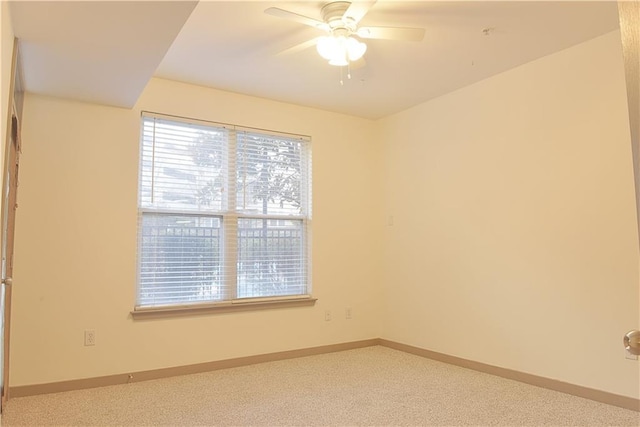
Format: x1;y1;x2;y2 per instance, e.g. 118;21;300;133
10;338;640;412
378;339;640;412
9;339;379;398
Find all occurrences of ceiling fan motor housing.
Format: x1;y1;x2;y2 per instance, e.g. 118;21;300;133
322;1;357;34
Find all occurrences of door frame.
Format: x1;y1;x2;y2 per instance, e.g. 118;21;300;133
1;37;22;411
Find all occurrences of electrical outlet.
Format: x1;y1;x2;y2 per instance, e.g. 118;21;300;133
345;307;352;319
84;329;96;346
324;310;331;321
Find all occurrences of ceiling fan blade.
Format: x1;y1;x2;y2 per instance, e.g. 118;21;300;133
343;0;376;24
357;26;425;42
343;0;377;24
276;37;321;56
265;7;328;31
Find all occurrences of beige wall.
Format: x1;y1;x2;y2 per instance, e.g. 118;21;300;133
10;78;383;386
379;30;640;398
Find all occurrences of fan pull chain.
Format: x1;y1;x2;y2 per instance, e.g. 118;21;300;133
339;64;354;86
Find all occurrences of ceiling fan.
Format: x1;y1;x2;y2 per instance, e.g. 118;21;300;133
265;1;425;67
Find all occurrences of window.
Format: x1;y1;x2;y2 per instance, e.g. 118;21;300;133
136;113;311;310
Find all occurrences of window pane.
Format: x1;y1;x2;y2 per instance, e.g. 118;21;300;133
236;132;304;216
237;218;306;298
140;118;227;212
139;214;222;306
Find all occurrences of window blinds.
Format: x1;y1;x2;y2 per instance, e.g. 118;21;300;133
137;113;311;308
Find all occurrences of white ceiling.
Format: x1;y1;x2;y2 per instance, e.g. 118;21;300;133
10;1;198;108
10;1;621;119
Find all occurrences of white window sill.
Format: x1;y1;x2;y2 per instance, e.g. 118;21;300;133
130;296;317;320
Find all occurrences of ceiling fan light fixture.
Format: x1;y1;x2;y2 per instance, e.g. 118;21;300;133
316;35;366;66
317;35;338;60
328;54;349;67
346;36;366;61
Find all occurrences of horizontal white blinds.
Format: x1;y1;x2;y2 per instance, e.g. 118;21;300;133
236;130;308;217
139;214;222;306
237;218;306;299
137;113;311;308
140;116;228;212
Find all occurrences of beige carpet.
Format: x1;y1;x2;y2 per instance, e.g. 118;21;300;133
2;346;639;426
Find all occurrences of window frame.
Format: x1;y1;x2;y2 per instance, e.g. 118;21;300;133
132;112;315;318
